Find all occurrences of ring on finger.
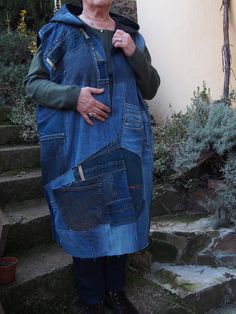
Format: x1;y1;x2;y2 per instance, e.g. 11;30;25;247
88;112;96;118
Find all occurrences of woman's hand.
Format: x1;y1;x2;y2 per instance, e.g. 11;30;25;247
112;29;136;57
76;87;111;126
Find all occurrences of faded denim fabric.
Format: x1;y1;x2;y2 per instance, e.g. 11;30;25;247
50;141;144;229
37;4;153;258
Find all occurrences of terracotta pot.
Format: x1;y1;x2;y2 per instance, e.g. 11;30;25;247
0;257;18;285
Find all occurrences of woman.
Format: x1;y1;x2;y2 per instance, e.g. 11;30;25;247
25;1;160;313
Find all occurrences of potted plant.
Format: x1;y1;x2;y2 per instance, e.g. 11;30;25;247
0;256;18;285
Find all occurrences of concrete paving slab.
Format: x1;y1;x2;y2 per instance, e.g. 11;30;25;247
146;262;236;313
208;302;236;314
151;216;214;234
0;125;23;145
150;216;236;269
0;302;5;314
0;243;73;314
2;198;51;254
0;169;42;206
0;144;40;172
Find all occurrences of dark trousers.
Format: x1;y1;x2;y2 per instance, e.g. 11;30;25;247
73;255;127;305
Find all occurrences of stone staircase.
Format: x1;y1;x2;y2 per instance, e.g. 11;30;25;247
0;105;236;313
148;216;236;313
0;107;75;313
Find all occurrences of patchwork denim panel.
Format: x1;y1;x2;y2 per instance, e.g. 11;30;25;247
39;133;66;185
77;143;144;220
107;198;135;225
121;103;145;156
53;181;103;231
122;148;144;218
51;142;144;231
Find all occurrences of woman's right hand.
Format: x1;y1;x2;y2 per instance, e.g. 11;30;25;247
76;87;111;126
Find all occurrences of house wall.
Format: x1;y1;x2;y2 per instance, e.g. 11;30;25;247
137;0;236;120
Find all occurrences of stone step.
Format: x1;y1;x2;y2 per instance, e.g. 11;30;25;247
0;303;5;314
2;198;51;255
0;145;40;173
0;169;43;206
150;215;236;268
146;262;236;313
0;107;11;125
0;243;74;314
208;302;236;313
0;125;24;145
0;244;183;314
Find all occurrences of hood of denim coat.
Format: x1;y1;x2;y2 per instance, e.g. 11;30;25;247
51;4;139;34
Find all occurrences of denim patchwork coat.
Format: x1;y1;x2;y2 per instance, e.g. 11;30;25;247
37;4;156;258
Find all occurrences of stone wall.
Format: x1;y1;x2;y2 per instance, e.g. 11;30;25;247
75;0;137;21
111;0;137;21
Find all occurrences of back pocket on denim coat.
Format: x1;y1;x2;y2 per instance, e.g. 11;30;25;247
107;197;136;225
53;182;103;231
122;103;144;155
105;167;137;225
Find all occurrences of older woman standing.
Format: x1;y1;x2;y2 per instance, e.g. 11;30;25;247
25;1;160;313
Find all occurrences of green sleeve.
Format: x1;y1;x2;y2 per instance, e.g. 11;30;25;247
127;46;160;100
24;45;81;110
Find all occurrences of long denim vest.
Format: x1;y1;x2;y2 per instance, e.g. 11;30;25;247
37;4;153;258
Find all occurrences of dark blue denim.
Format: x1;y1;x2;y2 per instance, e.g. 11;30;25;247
52;141;144;231
73;255;127;304
38;4;153;258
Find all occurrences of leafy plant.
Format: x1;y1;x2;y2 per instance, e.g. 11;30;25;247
0;31;35;65
0;28;37;141
152;111;189;182
10;96;38;143
152;84;236;223
0;62;30;106
0;0;53;31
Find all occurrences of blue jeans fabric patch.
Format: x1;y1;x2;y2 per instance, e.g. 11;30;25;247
51;141;144;231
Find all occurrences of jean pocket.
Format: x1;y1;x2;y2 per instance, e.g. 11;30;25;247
128;186;144;218
107;198;136;225
123;103;143;130
122;103;144;155
53;182;103;231
40;133;66;185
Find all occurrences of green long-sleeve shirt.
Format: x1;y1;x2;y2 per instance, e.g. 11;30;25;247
24;28;160;110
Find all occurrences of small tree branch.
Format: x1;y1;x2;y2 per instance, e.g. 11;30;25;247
222;0;231;99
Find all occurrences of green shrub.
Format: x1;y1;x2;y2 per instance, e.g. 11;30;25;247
0;62;30;106
174;98;236;173
0;31;34;65
0;29;37;141
10;96;38;143
152;84;236;222
152;111;189;182
0;0;137;32
0;0;53;31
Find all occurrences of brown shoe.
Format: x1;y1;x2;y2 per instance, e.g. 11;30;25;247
105;290;139;314
84;302;105;314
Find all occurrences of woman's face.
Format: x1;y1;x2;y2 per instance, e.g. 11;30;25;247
82;0;112;8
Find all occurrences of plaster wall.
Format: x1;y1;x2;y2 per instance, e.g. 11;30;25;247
137;0;236;120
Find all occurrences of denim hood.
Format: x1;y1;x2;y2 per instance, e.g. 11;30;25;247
51;3;139;34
